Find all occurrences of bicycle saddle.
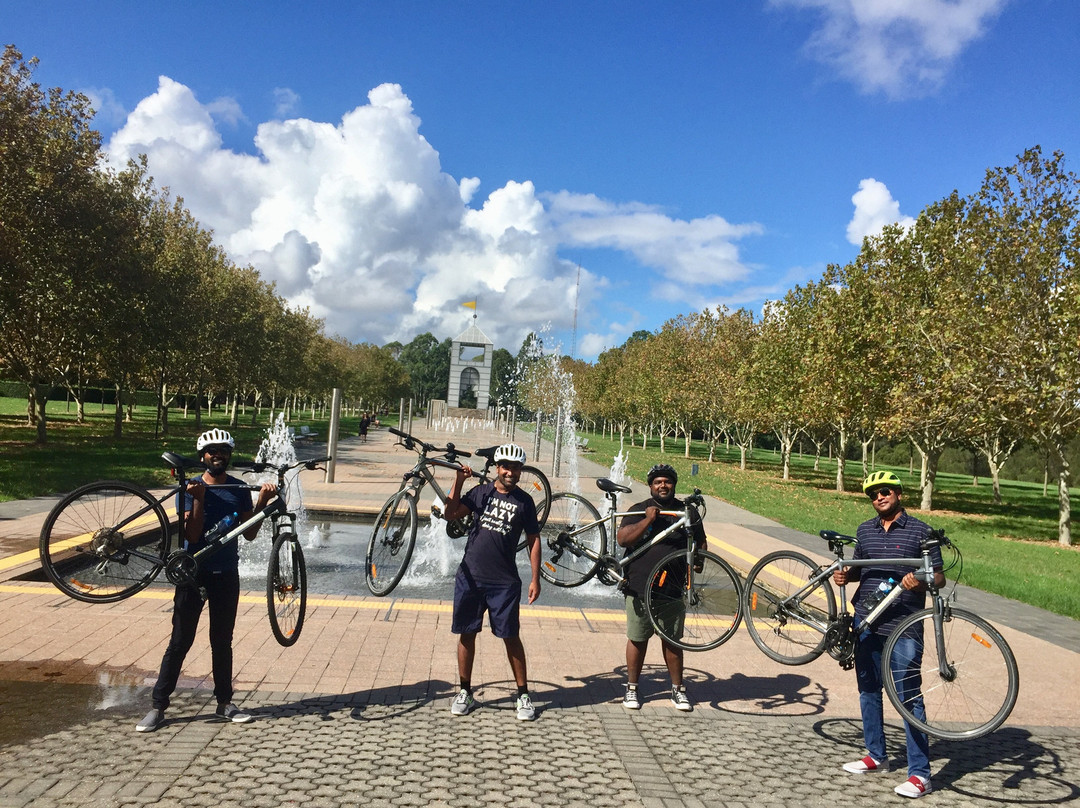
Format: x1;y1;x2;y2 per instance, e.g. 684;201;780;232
474;446;497;460
161;451;202;472
596;478;632;494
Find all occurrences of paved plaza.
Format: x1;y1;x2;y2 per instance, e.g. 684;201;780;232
0;419;1078;807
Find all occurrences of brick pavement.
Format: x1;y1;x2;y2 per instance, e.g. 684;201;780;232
1;418;1079;806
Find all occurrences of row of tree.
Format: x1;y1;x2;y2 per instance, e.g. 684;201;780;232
530;147;1078;545
1;47;411;440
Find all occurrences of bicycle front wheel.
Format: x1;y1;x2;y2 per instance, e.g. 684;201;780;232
39;481;169;602
644;550;744;651
365;491;417;596
539;493;605;587
883;607;1019;741
743;550;836;665
515;465;553;550
267;531;307;646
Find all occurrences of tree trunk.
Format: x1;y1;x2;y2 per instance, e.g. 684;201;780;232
1055;445;1073;546
919;447;942;511
834;425;848;493
32;384;48;444
113;382;124;439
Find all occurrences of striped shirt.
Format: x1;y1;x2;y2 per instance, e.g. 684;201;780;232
852;509;943;637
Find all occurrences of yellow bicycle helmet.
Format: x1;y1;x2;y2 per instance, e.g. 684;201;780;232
862;470;902;494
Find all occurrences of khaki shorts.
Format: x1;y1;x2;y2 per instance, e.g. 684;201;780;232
625;593;684;643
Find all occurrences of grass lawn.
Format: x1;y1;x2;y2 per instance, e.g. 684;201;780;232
574;428;1080;621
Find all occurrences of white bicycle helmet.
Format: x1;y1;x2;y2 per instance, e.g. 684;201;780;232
493;443;527;465
196;428;235;451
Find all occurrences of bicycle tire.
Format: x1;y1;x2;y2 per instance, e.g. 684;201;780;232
883;606;1019;741
644;549;744;651
267;531;307;647
539;493;605;587
743;550;836;665
514;465;553;550
365;490;418;596
39;480;169;603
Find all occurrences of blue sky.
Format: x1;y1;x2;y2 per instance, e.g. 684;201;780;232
7;1;1078;359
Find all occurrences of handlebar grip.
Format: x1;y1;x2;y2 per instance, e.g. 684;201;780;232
389;427;409;439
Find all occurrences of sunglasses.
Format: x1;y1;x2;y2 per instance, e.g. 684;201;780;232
867;486;894;500
204;444;233;456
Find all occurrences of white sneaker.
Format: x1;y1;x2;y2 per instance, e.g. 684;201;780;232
515;692;536;721
843;755;884;773
623;686;641;710
450;689;475;716
670;685;692;712
894;775;932;798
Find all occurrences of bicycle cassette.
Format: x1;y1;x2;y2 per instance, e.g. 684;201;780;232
825;614;856;670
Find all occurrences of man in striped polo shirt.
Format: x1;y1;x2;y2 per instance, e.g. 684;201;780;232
832;471;945;799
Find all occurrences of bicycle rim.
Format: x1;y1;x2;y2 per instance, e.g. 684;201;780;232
645;550;743;651
365;492;417;596
539;493;604;587
267;533;307;647
884;607;1019;741
743;550;835;665
39;481;168;602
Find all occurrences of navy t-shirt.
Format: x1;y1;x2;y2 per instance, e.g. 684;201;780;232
180;475;254;573
853;509;943;636
458;483;539;585
619;496;706;598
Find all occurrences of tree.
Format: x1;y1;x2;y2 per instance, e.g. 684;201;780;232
398;332;450;403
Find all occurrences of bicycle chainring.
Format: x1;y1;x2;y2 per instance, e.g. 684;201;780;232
595;556;621;586
164;550;198;588
825;614;856;670
445;515;471;539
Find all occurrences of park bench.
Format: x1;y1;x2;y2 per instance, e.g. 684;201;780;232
288;425;319;443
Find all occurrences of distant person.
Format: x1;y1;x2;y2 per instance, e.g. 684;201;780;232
616;464;705;711
834;471;945;799
441;443;542;721
358;413;371;442
136;429;277;733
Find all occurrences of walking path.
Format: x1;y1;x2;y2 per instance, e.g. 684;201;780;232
0;420;1078;807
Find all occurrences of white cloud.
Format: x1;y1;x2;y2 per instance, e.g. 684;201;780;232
82;86;127;129
106;78;758;355
772;0;1008;98
846;178;915;245
272;87;300;118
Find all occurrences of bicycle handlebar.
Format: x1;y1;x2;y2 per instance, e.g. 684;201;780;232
389;427;471;460
820;527;952;553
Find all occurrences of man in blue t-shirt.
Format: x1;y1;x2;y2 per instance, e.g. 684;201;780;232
442;443;541;721
136;429;277;733
833;471;945;799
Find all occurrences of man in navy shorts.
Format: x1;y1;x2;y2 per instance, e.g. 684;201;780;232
442;443;542;720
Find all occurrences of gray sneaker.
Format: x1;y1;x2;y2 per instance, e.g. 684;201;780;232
450;689;475;716
515;692;536;721
215;703;254;723
136;708;164;732
670;685;693;712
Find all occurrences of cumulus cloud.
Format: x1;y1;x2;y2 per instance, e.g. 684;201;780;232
771;0;1008;98
106;77;759;355
273;87;301;118
846;178;915;245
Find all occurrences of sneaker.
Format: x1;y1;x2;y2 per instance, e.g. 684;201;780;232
135;708;164;733
623;686;642;710
215;703;254;723
842;755;884;774
515;692;536;721
894;775;932;798
450;689;475;716
670;685;692;712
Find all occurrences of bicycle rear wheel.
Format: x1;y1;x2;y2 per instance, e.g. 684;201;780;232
539;493;605;587
883;607;1019;741
267;530;307;646
365;490;417;596
743;550;835;665
39;481;169;602
644;550;744;651
515;465;553;550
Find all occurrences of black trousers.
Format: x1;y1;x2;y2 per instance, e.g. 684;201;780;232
151;569;240;710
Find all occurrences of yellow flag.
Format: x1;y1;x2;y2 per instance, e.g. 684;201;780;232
462;300;477;310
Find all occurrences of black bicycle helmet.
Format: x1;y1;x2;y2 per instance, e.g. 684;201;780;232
647;464;678;485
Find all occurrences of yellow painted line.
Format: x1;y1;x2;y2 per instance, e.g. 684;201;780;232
0;549;42;573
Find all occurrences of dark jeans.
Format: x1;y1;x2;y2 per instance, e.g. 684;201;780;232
151;569;240;710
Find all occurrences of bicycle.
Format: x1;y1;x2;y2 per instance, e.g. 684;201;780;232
538;479;743;651
38;453;330;647
364;427;552;596
742;527;1019;740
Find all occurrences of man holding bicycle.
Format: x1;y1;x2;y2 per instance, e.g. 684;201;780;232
136;429;277;733
617;464;706;712
833;471;945;798
442;443;542;721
